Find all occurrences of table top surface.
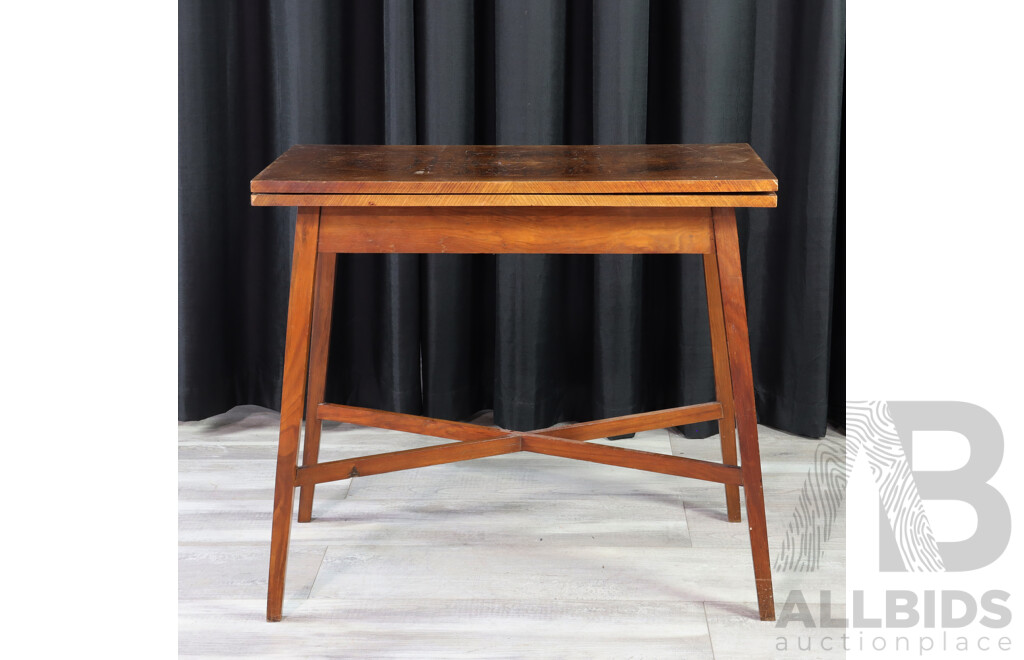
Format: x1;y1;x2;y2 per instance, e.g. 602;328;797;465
251;144;777;195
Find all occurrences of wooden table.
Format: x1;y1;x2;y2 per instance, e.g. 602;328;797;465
251;144;778;622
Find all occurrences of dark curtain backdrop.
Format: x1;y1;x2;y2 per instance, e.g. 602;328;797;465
179;0;845;438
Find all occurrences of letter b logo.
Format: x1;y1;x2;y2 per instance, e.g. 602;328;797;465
879;402;1010;571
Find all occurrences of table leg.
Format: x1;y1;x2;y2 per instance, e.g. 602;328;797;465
711;207;775;621
703;251;742;523
267;207;321;622
297;252;338;523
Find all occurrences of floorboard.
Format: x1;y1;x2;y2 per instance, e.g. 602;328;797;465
179;405;846;658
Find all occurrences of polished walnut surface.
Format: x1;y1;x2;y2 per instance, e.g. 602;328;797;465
251;143;777;195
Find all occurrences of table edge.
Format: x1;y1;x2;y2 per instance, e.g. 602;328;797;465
249;192;778;208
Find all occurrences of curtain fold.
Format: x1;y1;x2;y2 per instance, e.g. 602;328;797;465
179;0;846;438
590;0;649;430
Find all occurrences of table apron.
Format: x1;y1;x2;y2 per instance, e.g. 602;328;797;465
315;206;714;254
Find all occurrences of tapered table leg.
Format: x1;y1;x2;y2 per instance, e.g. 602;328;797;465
297;252;337;522
703;251;742;522
267;207;321;622
711;207;775;621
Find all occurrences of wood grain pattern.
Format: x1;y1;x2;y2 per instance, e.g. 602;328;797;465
251;192;777;208
251;144;777;195
297;253;337;523
521;435;742;486
704;252;742;523
711;207;775;621
317;207;714;255
296;436;523;486
267;207;321;622
538;403;723;441
317;403;509;441
179;599;719;658
181;408;840;650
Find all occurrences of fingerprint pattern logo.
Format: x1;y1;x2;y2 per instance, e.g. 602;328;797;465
774;433;846;571
774;401;945;572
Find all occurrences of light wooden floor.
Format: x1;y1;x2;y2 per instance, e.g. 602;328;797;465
179;405;845;658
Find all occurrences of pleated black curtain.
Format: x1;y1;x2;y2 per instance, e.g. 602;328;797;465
179;0;845;438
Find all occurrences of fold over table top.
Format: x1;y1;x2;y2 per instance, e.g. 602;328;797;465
251;144;777;207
